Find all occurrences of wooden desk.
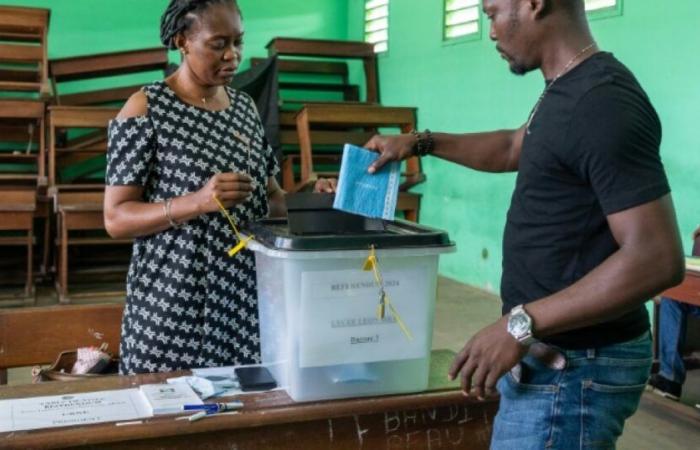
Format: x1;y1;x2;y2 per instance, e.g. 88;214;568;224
662;268;700;307
0;351;498;449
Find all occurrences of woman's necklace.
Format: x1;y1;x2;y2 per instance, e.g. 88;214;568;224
525;42;597;135
200;92;214;106
198;89;220;109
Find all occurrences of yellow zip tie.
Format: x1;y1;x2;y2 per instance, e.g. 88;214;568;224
213;194;253;257
362;245;413;340
387;297;413;340
376;291;386;320
362;246;377;272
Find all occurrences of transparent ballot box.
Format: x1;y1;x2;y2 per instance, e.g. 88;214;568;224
244;219;455;402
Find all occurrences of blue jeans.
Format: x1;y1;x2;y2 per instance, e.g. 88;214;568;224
491;332;652;450
659;297;700;384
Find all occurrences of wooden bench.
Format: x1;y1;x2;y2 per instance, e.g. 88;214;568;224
291;103;425;221
49;47;170;106
267;37;379;103
47;106;130;303
0;350;498;448
251;57;360;108
0;303;123;385
0;5;51;96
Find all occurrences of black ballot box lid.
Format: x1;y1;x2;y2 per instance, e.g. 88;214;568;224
243;218;453;252
284;192;382;235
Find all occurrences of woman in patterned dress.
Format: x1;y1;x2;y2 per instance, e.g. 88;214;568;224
103;0;287;374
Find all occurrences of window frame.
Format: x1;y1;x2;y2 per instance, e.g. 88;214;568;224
442;0;482;46
364;0;390;54
585;0;623;21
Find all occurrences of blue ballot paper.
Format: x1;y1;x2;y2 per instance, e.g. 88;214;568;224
333;144;400;220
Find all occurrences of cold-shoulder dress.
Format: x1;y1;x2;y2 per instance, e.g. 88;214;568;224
105;81;278;374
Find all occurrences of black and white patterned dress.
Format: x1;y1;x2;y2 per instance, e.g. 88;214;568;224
106;81;278;375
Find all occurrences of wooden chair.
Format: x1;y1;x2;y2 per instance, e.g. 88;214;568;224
49;47;170;106
0;99;46;186
291;103;425;221
47;106;130;304
0;303;123;385
267;37;380;104
0;188;36;306
0;5;51;96
0;100;46;305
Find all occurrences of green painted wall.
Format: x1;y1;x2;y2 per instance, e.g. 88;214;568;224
2;0;349;91
348;0;700;292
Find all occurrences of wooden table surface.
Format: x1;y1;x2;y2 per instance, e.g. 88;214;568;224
662;268;700;307
0;350;499;450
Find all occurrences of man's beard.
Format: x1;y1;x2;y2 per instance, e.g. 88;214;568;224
509;60;529;76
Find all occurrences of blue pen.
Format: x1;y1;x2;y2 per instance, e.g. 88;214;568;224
182;401;244;413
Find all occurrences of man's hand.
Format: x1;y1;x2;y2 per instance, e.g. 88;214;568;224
364;134;417;174
448;315;528;400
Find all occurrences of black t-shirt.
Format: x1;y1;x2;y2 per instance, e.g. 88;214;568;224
501;52;670;349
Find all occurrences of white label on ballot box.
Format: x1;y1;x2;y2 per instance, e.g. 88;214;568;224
300;267;429;368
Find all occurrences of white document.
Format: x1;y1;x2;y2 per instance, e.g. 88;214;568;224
0;388;151;433
299;267;430;368
139;383;202;415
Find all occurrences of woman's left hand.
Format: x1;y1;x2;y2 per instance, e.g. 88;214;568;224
314;178;337;193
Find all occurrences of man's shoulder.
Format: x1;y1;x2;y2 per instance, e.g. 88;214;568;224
574;53;648;102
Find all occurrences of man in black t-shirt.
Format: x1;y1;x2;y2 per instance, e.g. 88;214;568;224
361;0;684;447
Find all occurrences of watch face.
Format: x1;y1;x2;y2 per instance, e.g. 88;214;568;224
508;313;531;336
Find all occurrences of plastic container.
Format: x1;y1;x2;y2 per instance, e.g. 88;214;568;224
244;219;455;402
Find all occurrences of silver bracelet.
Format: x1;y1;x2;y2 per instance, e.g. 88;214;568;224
163;198;181;229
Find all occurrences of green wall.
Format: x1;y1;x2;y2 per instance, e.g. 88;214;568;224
2;0;349;91
5;0;697;293
348;0;700;292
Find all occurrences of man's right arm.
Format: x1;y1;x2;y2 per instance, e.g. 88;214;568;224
366;125;525;174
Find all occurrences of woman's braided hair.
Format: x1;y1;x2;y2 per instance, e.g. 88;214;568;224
160;0;240;50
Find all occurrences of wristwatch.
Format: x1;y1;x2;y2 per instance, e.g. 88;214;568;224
507;304;537;346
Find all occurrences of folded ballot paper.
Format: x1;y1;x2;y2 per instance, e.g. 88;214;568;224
333;144;400;220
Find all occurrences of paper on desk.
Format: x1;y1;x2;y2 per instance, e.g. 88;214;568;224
167;375;239;399
0;388;151;433
191;366;236;378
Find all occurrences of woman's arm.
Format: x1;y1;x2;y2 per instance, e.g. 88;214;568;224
105;173;253;239
104;91;252;239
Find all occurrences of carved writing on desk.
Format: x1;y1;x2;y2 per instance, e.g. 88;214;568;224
328;403;496;449
74;402;497;450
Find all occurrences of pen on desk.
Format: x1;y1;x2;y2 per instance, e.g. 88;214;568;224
115;420;144;427
177;410;240;422
182;401;244;413
187;411;207;422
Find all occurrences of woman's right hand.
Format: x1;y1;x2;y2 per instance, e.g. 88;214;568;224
193;172;253;213
314;178;337;193
365;133;417;174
